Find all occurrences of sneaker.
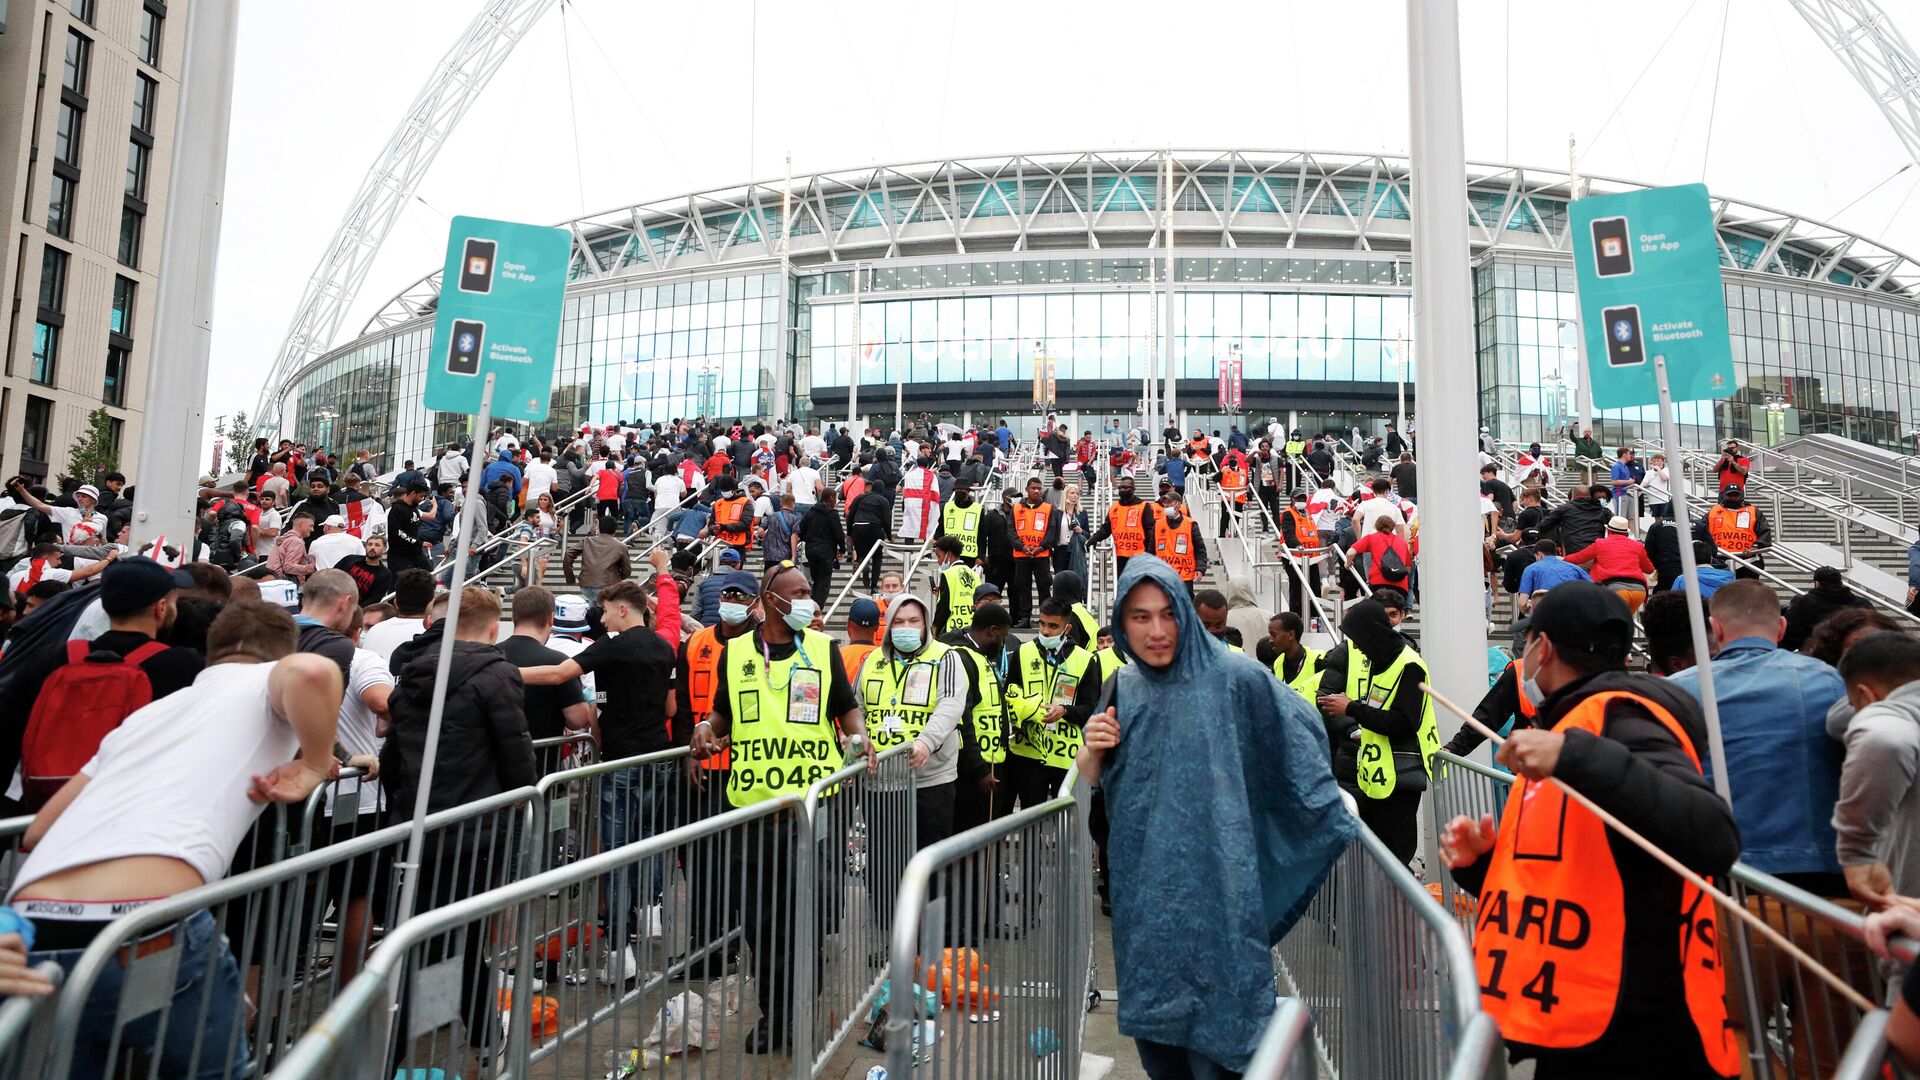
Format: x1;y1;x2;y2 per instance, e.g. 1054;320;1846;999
598;945;638;985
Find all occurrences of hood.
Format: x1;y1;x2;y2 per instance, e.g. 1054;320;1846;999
1110;555;1219;680
1340;599;1402;668
1812;581;1858;601
881;595;934;660
1053;570;1087;605
1224;579;1258;609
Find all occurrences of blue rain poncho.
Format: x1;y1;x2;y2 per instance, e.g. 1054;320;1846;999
1101;556;1357;1069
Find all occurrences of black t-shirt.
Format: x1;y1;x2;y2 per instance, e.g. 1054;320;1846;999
572;629;677;757
89;630;204;700
335;556;395;606
706;629;858;729
498;633;588;741
295;620;355;682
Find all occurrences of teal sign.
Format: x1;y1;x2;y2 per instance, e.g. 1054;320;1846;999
1569;183;1735;410
424;215;570;422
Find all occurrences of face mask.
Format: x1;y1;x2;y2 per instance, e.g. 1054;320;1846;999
1036;632;1065;651
955;493;972;506
1292;500;1306;510
1165;511;1182;524
718;601;752;627
781;597;817;630
1722;495;1743;509
890;627;923;653
1521;677;1543;711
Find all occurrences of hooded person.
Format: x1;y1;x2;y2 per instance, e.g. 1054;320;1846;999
1049;569;1100;648
1315;598;1439;864
1076;555;1357;1077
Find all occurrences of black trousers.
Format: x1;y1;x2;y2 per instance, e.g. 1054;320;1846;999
1006;754;1067;812
985;555;1015;593
952;767;1017;833
1283;554;1322;617
683;771;742;961
1352;786;1424;866
735;813;834;1041
807;555;834;602
851;525;886;589
1011;557;1052;625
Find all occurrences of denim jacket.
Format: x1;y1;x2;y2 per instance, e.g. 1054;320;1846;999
1668;636;1846;875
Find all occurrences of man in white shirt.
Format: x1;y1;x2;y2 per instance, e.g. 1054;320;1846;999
786;458;823;507
490;429;520;457
7;602;339;1078
436;444;469;485
1351;477;1407;541
799;430;827;462
359;568;436;662
522;450;559;507
605;427;626;458
307;515;366;570
650;469;688;534
5;480;108;544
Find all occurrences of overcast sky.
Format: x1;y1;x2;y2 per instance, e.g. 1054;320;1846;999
200;0;1920;447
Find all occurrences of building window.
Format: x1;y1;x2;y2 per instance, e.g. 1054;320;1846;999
68;0;94;23
138;3;163;67
22;397;53;465
103;345;127;407
38;247;68;314
118;206;142;267
106;415;123;461
111;276;135;335
31;323;59;385
124;140;147;199
132;75;155;134
62;29;89;96
54;103;82;166
47;174;76;238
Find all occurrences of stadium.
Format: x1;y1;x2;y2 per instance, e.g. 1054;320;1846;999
266;149;1920;464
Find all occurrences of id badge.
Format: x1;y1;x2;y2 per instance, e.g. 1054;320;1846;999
1052;671;1080;708
902;663;934;707
789;668;823;725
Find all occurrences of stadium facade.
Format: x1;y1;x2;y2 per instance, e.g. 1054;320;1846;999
269;150;1920;466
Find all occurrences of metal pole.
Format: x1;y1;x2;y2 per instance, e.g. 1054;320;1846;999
848;263;861;431
1569;137;1594;437
129;0;240;550
770;157;794;421
1404;0;1488;719
1394;331;1408;435
1163;150;1178;430
1655;359;1730;797
392;371;496;934
1145;258;1159;438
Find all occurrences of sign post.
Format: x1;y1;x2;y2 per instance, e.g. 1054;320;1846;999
1570;183;1736;798
394;216;567;934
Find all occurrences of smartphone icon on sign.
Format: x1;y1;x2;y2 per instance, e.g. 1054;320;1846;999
447;319;485;376
1591;217;1633;277
459;238;497;294
1602;305;1646;368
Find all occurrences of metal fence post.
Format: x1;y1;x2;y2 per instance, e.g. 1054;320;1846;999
790;802;818;1080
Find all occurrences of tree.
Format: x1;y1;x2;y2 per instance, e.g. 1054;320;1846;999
222;411;253;475
60;407;120;488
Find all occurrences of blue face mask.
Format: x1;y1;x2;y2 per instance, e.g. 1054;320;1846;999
718;601;752;627
1036;632;1065;651
781;597;817;631
890;626;924;654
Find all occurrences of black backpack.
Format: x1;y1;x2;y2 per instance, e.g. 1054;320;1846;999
1377;542;1410;583
205;500;251;569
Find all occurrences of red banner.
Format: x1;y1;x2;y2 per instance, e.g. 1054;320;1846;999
1217;353;1242;411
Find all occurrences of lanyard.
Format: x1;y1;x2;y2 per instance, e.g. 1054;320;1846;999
760;632;815;691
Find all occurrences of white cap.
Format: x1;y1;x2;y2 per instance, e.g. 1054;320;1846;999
323;514;347;528
74;485;100;502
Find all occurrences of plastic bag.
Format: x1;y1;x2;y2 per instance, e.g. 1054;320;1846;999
644;974;744;1054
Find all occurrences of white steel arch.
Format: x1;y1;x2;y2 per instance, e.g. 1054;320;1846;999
252;0;558;433
1793;0;1920;166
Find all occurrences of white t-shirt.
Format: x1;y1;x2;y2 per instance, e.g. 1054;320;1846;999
360;616;427;662
605;432;626;457
523;460;558;502
8;663;295;898
787;467;822;506
329;649;392;818
47;506;108;545
548;635;596;700
1352;497;1406;540
652;473;687;513
491;434;520;456
308;531;365;570
800;434;827;460
5;558;71;592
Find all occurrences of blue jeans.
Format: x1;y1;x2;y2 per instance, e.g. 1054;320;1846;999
599;761;679;944
580;585;602;605
37;910;249;1080
622;498;650;534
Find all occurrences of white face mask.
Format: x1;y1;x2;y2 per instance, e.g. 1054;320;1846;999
780;597;817;630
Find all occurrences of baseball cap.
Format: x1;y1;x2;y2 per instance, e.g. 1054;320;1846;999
973;581;1003;603
1527;581;1633;661
1606;516;1631;533
848;598;881;626
718;548;743;566
718;570;760;597
553;595;591;633
100;556;196;616
323;514;347;529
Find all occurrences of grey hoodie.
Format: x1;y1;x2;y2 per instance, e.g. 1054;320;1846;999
870;595;967;789
1831;682;1920;896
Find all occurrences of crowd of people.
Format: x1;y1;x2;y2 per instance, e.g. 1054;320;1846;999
1;409;1918;1080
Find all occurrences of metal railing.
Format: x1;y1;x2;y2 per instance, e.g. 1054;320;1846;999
0;964;62;1080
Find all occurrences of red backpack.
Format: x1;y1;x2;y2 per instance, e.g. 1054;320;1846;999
19;640;166;808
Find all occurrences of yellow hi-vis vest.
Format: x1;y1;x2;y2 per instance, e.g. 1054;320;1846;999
940;563;981;633
942;501;983;559
1070;602;1100;646
1274;647;1324;703
952;642;1009;764
1344;642;1440;799
1284;439;1306;457
1095;645;1125;681
722;628;843;807
1009;640;1095;769
859;641;953;753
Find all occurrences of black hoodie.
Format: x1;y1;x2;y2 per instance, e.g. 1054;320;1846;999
1317;599;1429;790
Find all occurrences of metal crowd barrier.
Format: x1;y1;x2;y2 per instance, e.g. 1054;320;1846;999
1428;750;1920;1079
881;778;1093;1080
0;964;61;1080
23;787;537;1080
1270;814;1498;1079
531;731;600;778
0;816;30;899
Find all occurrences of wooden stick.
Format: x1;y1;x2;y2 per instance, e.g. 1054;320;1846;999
1419;680;1875;1014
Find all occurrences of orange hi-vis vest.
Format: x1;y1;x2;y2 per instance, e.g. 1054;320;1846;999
1013;501;1053;558
1108;502;1149;557
1706;505;1757;554
1509;657;1537;721
1220;466;1248;504
1155;516;1198;580
1188;436;1210;456
1474;691;1735;1076
1282;508;1322;554
685;625;730;770
841;642;878;684
714;495;751;544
